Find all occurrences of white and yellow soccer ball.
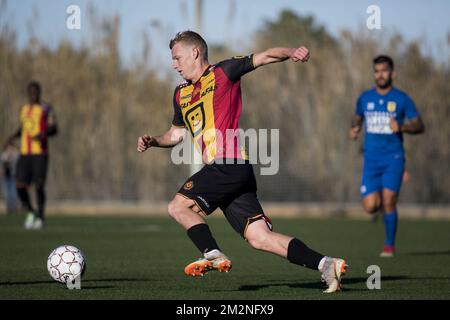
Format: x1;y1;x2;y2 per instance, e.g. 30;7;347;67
47;245;86;284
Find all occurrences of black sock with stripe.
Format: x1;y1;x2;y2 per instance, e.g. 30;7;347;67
36;186;46;220
187;223;220;254
17;187;34;212
287;238;324;270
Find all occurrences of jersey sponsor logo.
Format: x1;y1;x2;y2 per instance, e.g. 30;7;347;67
183;181;194;190
200;85;217;98
367;102;375;110
205;78;215;85
365;111;393;134
184;102;206;137
180;94;192;100
387;101;397;113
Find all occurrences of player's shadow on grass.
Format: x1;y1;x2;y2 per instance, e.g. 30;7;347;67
81;286;116;290
237;282;364;292
406;250;450;256
0;278;148;287
232;276;411;293
0;280;56;286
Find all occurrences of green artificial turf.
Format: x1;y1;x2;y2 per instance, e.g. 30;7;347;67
0;214;449;300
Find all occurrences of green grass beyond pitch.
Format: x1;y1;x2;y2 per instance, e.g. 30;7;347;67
0;214;449;300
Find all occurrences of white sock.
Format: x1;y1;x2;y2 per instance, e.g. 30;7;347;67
318;256;327;271
204;249;224;260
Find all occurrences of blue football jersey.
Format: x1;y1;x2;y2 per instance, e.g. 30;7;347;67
356;87;419;157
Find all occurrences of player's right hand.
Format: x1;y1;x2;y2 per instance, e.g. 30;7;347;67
349;127;360;140
3;140;12;151
291;46;310;63
137;134;155;152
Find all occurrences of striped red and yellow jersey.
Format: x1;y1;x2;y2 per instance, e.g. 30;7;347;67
172;55;256;163
19;103;56;155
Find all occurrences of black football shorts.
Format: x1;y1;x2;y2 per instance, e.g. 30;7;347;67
177;161;273;239
15;154;48;185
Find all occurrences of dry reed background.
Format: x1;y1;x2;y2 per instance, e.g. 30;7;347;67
1;9;449;205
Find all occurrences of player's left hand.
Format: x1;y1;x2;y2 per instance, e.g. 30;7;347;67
137;134;155;152
390;117;400;133
349;126;361;140
291;46;310;63
2;141;12;151
402;170;410;183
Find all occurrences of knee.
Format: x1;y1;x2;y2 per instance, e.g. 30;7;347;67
167;199;183;220
35;184;45;192
247;231;272;251
363;200;381;214
35;182;44;189
383;197;396;212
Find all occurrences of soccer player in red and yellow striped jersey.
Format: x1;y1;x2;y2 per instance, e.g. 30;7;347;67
4;81;58;229
137;31;347;293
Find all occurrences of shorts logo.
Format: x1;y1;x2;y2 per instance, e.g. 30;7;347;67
387;101;396;113
197;196;210;208
360;185;367;194
183;181;194;190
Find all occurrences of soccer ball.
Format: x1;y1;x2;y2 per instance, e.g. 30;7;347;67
47;245;86;284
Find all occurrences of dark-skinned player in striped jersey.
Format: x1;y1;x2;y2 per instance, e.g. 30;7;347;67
4;81;58;229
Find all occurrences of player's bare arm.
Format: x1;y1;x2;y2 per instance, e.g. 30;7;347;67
397;117;425;134
33;123;58;142
137;125;185;152
3;127;21;149
253;46;310;67
349;115;363;140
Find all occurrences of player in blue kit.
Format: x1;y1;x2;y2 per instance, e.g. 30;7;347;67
350;55;424;257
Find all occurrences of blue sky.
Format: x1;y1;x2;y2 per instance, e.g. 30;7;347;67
3;0;450;66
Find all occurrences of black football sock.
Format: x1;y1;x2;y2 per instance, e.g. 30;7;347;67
287;238;324;270
36;186;46;220
17;187;34;212
187;223;220;254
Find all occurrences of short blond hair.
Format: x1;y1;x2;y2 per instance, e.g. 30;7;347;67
169;31;208;61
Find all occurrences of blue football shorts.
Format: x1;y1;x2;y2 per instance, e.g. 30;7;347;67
360;153;405;197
